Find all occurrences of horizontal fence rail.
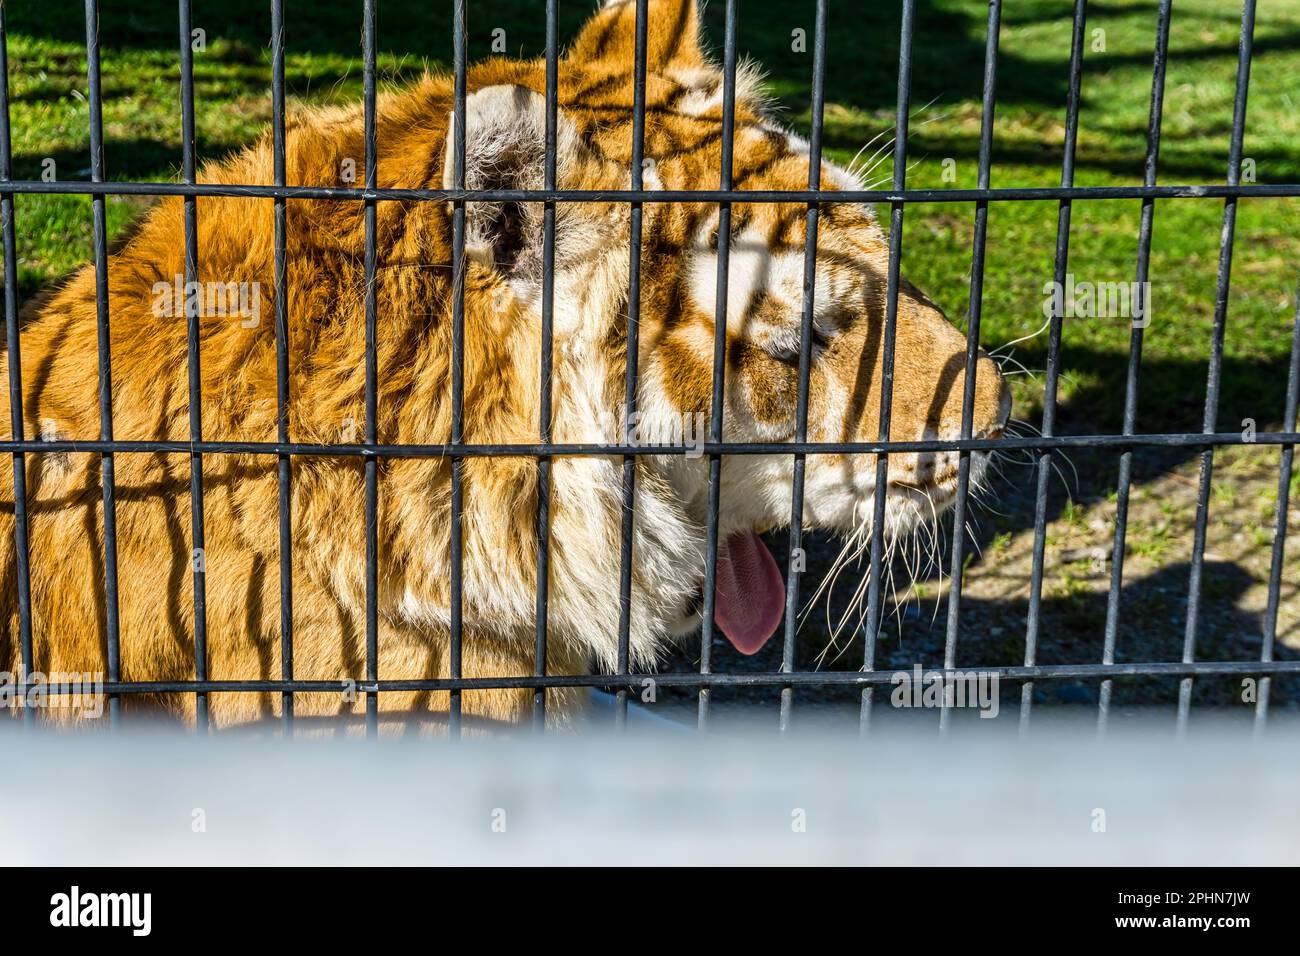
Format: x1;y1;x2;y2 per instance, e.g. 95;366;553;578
2;181;1298;204
0;432;1297;458
16;659;1300;698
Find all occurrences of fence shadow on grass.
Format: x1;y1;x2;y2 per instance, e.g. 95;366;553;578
660;553;1300;715
12;0;1298;180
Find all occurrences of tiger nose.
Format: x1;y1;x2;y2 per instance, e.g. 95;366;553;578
976;348;1011;439
994;381;1012;435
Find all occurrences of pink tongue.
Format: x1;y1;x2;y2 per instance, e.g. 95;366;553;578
713;531;786;655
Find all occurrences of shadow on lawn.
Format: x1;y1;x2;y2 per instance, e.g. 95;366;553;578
14;0;1298;182
658;554;1300;715
15;0;1248;118
892;342;1298;549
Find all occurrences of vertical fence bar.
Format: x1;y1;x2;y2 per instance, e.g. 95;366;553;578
0;5;34;725
778;0;828;733
362;0;380;738
615;0;649;728
448;0;467;736
84;0;123;727
1179;0;1256;734
859;0;915;735
1255;280;1300;734
1020;0;1087;736
533;0;559;729
1098;0;1172;734
938;0;1001;734
697;0;740;731
271;0;294;732
178;0;209;731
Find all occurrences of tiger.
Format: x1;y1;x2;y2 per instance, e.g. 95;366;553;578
0;0;1009;730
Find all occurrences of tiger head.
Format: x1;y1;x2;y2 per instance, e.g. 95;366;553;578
442;0;1010;667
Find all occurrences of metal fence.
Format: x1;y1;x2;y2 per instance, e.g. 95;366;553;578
1;0;1298;737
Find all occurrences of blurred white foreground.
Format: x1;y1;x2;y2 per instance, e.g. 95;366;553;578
1;715;1296;865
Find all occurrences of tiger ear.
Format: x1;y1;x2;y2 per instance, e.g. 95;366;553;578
567;0;706;72
442;85;636;320
442;85;562;291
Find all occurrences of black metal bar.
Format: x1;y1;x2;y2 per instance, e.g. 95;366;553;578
1021;0;1088;736
271;0;294;733
6;180;1294;204
1256;279;1300;733
28;657;1300;698
178;0;209;731
778;0;828;733
1099;0;1173;735
697;0;740;731
84;0;123;727
0;4;34;725
362;0;380;738
860;0;915;734
532;0;559;730
448;0;467;736
938;0;1001;734
6;429;1300;460
614;0;649;728
1179;0;1257;735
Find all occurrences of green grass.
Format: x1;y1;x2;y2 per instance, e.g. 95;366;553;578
4;0;1298;437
